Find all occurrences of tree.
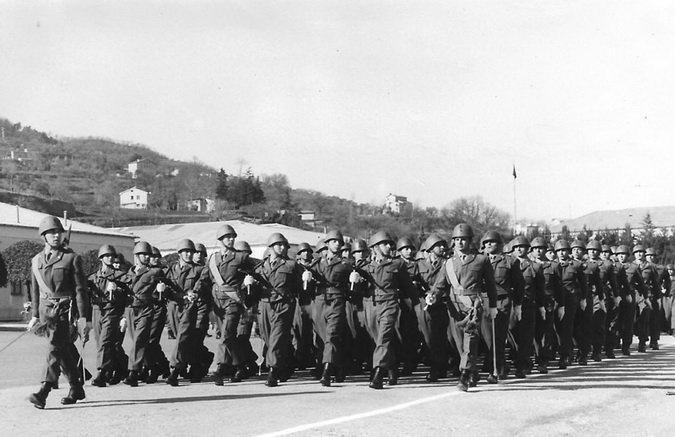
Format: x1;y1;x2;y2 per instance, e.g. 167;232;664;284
2;240;43;294
441;196;511;238
0;253;7;288
261;173;293;211
641;213;656;246
215;169;229;200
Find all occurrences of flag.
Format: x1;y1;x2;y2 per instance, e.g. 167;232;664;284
512;164;517;179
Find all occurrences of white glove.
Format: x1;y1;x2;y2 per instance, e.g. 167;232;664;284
349;271;361;283
626;294;633;304
579;299;587;311
614;296;621;307
243;275;254;287
27;316;39;331
557;306;566;320
301;271;312;282
538;306;546;320
424;293;436;307
119;317;127;332
514;304;523;321
156;282;166;293
488;307;498;320
598;300;606;313
106;282;117;292
187;291;196;302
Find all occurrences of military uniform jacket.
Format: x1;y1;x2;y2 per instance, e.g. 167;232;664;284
129;264;166;306
88;266;131;309
417;257;446;298
554;259;588;302
637;261;660;299
579;258;603;301
311;255;352;297
166;261;207;302
534;258;564;310
207;250;255;297
362;256;416;303
515;256;545;307
31;247;90;320
297;259;318;304
592;259;621;299
616;262;645;298
487;254;524;302
655;264;672;298
432;253;497;308
256;255;303;302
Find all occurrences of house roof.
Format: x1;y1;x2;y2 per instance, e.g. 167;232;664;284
113;220;326;254
550;205;675;233
119;186;147;195
0;202;133;237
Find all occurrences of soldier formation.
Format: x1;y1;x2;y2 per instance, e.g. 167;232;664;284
26;216;674;409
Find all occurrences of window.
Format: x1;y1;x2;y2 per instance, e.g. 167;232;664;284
10;280;23;296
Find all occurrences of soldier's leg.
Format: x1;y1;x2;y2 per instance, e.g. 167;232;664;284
266;299;296;380
516;301;537;376
372;300;399;371
619;300;636;354
649;298;661;348
635;304;650;352
127;305;154;376
604;298;619;358
573;302;592;364
560;297;578;365
427;302;450;378
398;299;420;375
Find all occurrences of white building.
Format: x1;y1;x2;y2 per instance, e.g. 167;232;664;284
186;198;215;213
119;186;149;209
384;193;410;215
127;158;145;179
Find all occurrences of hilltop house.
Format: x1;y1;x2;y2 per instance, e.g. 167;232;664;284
384;193;410;215
119;186;149;209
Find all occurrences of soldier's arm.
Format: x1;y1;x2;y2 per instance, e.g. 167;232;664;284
534;264;546;309
482;258;497;308
577;265;588;300
663;270;672;297
554;265;565;308
608;265;620;298
511;259;525;306
593;268;604;300
30;257;40;319
73;254;92;321
396;260;418;305
430;264;449;300
633;270;646;298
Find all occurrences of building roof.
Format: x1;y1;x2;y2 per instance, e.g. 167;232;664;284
0;202;133;237
113;220;326;254
119;186;147;195
550;205;675;233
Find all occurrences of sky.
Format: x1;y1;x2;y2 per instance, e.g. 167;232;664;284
1;1;674;222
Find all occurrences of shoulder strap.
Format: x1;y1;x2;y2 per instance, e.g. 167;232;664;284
445;258;464;292
209;254;226;287
32;256;53;298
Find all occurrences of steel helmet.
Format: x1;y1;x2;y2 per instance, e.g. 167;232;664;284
511;235;530;248
98;244;116;258
396;237;415;251
151;247;161;258
324;230;344;244
451;223;474;239
610;246;618;254
503;242;512;254
615;245;630;255
632;244;646;254
195;243;207;255
368;231;395;248
177;239;196;253
267;233;289;247
216;224;237;241
133;241;153;255
554;240;571;251
351;238;368;253
530;237;547;248
296;242;313;255
315;239;327;253
600;244;612;253
234;240;252;254
571;239;586;250
423;234;446;251
645;248;656;256
480;231;502;246
586;240;602;251
38;216;65;236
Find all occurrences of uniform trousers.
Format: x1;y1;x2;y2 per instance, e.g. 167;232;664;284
39;300;81;386
212;296;245;367
415;298;449;371
604;297;620;353
534;308;556;364
515;299;537;370
170;301;198;370
573;299;592;358
371;299;400;370
479;296;510;372
313;294;346;365
93;305;124;371
127;304;154;371
397;299;419;371
258;298;296;369
618;298;636;351
648;298;661;344
557;294;578;360
146;303;169;371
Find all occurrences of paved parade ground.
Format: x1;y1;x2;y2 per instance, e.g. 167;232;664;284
1;329;674;437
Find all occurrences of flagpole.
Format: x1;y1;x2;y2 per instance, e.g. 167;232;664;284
512;164;518;235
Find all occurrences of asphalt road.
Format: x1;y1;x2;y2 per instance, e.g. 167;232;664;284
1;330;674;436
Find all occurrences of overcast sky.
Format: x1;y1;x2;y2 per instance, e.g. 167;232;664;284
1;1;674;222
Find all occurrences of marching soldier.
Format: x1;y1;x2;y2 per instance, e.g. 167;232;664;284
294;243;319;374
416;234;450;382
645;248;670;349
599;245;625;358
255;233;306;387
431;223;498;391
191;242;215;380
144;247;171;383
614;245;645;355
571;239;602;366
480;231;524;379
206;224;256;385
88;244;131;387
123;241;166;387
395;236;421;377
633;245;657;352
529;237;563;373
27;216;92;409
553;240;587;369
307;230;351;386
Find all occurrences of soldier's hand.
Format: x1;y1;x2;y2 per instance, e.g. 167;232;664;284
579;299;587;311
106;282;117;292
599;300;606;313
156;282;166;293
424;293;436;307
27;316;39;331
514;305;522;321
119;317;128;332
488;307;498;320
79;317;92;343
301;271;312;283
626;295;633;304
243;275;255;287
187;291;197;302
614;296;621;307
557;306;565;320
349;271;361;284
538;306;546;320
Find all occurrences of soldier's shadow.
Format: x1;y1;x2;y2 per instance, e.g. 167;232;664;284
72;390;324;409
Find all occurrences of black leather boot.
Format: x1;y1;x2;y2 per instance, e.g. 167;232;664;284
213;365;225;386
369;367;384;389
456;371;469;392
61;384;86;405
266;367;278;387
319;363;332;387
29;382;52;409
123;370;139;387
92;370;108;387
387;367;398;386
166;368;180;386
